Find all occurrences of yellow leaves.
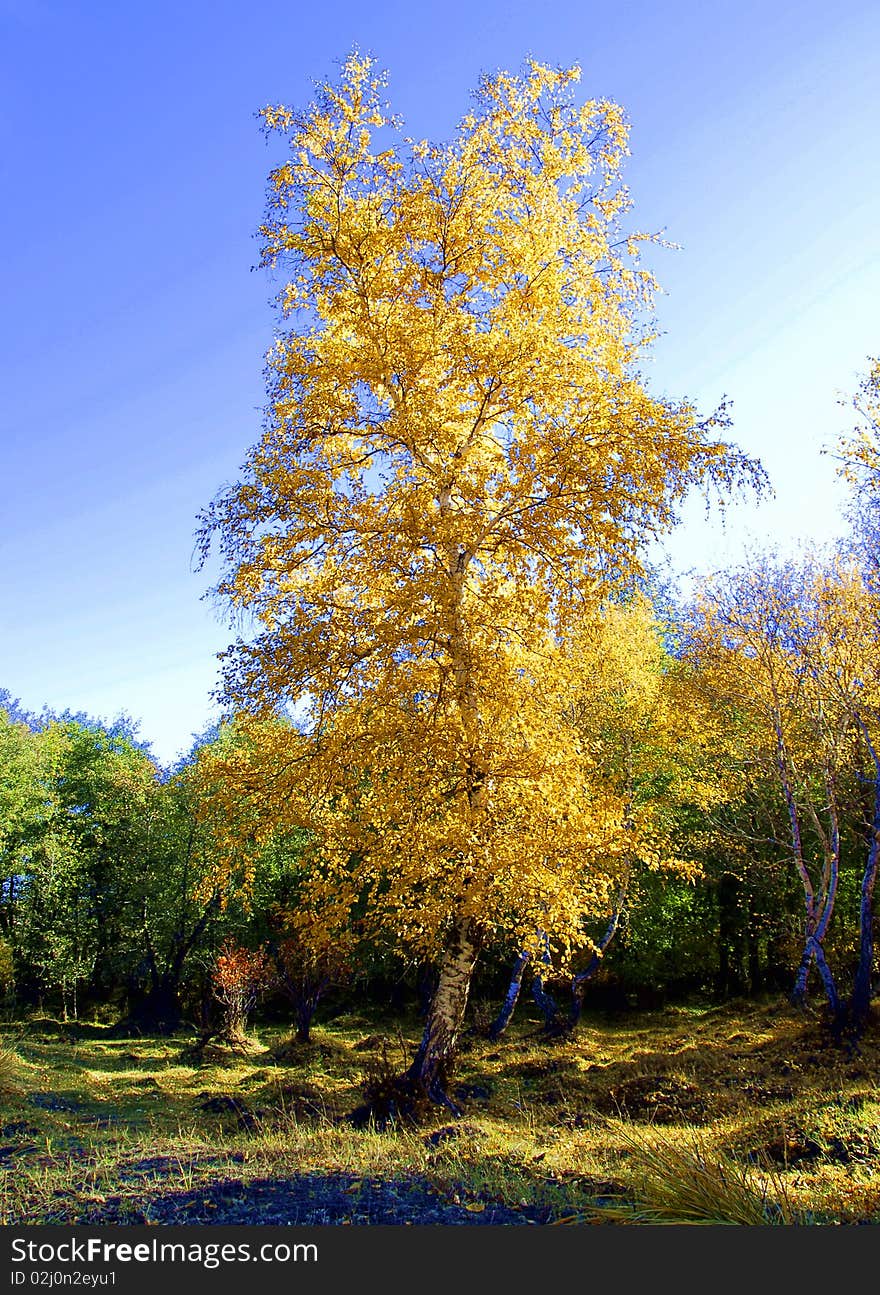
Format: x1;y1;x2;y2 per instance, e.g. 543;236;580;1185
834;357;880;493
259;104;295;133
686;552;880;856
197;51;766;968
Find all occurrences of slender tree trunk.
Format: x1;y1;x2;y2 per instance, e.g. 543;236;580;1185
487;950;529;1040
791;931;840;1018
775;720;839;1015
490;899;625;1039
787;801;839;1019
295;1001;315;1045
569;956;600;1027
850;765;880;1028
531;974;560;1030
531;935;561;1032
791;940;815;1006
406;916;480;1102
569;904;624;1028
813;941;841;1018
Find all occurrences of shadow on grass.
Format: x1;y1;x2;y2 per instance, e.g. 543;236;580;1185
75;1171;570;1226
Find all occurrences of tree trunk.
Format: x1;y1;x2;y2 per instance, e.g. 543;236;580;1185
791;934;840;1019
777;730;840;1017
294;976;330;1043
487;950;529;1040
295;1001;315;1045
849;772;880;1029
406;916;480;1103
531;931;562;1033
790;942;814;1007
532;973;561;1031
813;941;841;1019
569;904;624;1028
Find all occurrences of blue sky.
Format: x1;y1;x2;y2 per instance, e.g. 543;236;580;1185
1;0;878;766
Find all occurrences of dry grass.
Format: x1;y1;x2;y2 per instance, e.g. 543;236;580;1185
602;1127;804;1224
0;1033;31;1097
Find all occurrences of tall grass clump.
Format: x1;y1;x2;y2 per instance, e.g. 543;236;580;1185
609;1128;809;1225
0;1038;25;1096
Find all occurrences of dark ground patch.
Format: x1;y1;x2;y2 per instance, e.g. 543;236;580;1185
77;1172;559;1225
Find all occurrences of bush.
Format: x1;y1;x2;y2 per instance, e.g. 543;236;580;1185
212;941;270;1044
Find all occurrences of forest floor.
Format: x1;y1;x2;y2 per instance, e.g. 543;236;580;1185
2;997;880;1225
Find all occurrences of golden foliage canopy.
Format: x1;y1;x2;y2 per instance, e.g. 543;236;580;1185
198;54;763;962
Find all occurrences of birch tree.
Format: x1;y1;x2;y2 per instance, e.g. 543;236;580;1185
687;554;880;1033
198;53;762;1106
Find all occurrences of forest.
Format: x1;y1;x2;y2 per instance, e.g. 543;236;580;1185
2;54;880;1227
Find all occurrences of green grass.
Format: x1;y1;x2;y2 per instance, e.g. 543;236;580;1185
1;998;880;1224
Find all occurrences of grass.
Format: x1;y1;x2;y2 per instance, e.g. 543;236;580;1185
1;997;880;1224
601;1128;805;1224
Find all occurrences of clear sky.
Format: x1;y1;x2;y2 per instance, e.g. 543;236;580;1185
1;0;878;766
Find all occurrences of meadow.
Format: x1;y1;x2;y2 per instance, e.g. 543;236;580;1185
2;998;879;1227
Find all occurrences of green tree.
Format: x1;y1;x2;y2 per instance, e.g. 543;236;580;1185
0;702;46;959
13;717;158;1016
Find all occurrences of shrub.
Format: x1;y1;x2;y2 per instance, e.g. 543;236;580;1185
212;941;270;1044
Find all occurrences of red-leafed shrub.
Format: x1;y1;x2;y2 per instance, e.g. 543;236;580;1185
212;941;270;1043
